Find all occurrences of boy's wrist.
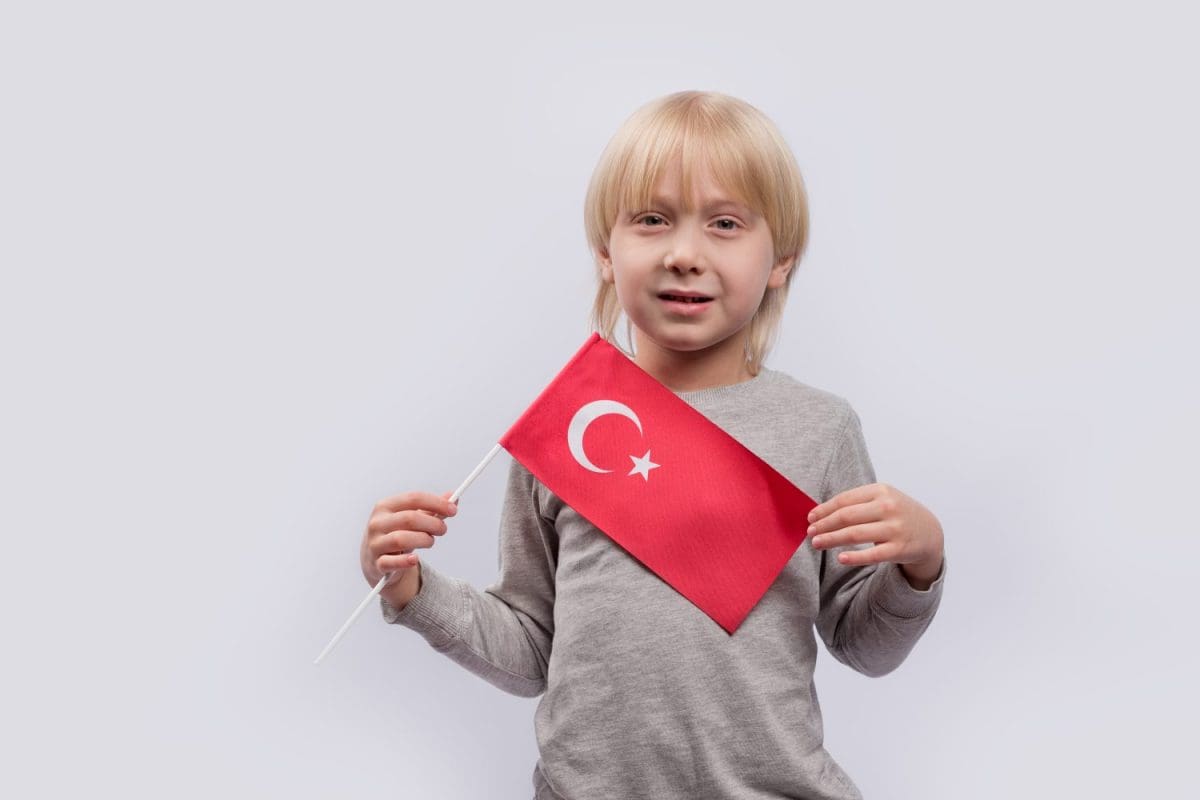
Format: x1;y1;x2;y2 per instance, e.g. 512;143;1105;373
381;565;423;609
899;554;944;591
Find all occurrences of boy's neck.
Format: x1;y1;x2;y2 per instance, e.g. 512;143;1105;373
632;332;756;393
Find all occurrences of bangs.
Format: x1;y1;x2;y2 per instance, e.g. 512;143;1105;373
612;111;769;218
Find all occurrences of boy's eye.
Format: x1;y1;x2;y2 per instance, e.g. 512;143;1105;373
635;214;740;230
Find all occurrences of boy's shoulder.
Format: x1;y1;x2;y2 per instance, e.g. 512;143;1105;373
759;367;857;421
724;369;869;496
702;367;860;453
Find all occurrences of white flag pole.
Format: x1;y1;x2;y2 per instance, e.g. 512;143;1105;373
313;443;504;665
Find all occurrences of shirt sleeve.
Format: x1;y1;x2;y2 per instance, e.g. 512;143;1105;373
379;457;557;697
813;404;946;678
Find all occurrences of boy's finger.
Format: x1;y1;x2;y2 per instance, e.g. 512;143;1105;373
432;490;459;520
809;521;891;551
383;529;437;554
807;499;885;536
373;508;451;538
379;552;420;572
379;490;458;517
807;483;879;523
832;542;899;567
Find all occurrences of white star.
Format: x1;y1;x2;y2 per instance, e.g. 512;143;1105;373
627;450;660;482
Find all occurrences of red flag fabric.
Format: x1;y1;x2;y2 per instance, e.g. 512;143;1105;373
498;333;817;634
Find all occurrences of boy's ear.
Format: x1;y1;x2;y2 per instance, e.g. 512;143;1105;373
767;252;797;289
598;248;614;283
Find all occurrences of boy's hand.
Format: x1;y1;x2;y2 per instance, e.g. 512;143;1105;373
807;483;944;590
361;490;457;603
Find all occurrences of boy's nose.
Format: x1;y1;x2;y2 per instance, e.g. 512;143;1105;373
662;227;705;273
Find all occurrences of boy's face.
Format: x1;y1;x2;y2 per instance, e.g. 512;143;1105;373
599;158;794;384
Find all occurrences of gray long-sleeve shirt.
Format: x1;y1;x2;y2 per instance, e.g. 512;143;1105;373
382;367;945;799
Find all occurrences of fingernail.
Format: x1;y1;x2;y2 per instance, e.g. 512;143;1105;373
807;524;815;534
811;535;823;548
808;510;817;522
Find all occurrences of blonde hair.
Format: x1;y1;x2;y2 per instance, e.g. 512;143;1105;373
583;90;810;375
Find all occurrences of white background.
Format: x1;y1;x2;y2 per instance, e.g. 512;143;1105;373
3;1;1197;797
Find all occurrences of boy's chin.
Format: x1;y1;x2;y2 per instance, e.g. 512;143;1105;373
639;331;743;358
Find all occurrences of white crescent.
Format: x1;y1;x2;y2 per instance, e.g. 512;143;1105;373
567;400;643;473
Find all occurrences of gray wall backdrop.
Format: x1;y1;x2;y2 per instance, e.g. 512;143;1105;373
4;1;1197;797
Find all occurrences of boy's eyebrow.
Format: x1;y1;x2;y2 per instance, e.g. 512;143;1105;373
645;195;752;213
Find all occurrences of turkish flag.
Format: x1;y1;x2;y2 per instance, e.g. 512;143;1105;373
498;333;817;634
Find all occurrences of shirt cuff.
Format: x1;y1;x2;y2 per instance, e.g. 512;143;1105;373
379;562;466;649
869;557;946;619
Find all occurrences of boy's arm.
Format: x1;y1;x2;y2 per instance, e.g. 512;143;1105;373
813;405;946;678
380;458;557;697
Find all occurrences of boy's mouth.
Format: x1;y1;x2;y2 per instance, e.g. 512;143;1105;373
657;293;712;303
